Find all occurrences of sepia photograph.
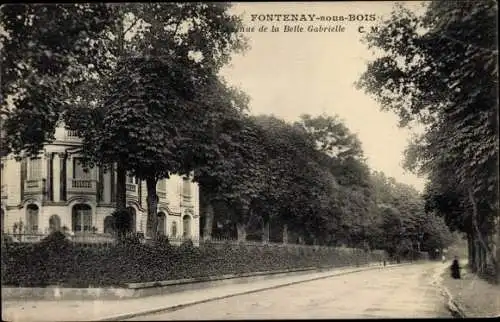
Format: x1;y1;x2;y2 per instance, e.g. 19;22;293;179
0;1;499;320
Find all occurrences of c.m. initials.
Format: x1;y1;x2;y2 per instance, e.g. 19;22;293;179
358;26;379;33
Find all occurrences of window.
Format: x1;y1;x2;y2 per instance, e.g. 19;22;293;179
72;204;92;233
126;173;138;184
156;179;166;191
26;204;39;233
171;221;177;237
182;177;191;197
158;212;166;236
49;215;61;233
182;215;191;238
28;157;42;180
73;158;92;179
104;216;115;234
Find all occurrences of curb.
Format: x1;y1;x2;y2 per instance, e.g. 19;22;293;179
441;286;466;318
0;267;322;301
435;266;466;319
126;266;319;289
96;263;409;321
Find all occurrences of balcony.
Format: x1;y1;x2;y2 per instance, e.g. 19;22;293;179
126;183;137;193
1;184;6;199
157;190;167;200
126;183;138;198
179;193;192;207
67;179;97;195
24;179;46;195
64;130;82;142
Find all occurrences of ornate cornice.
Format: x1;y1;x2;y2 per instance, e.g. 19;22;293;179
127;200;146;212
40;201;67;207
21;198;41;207
65;196;93;206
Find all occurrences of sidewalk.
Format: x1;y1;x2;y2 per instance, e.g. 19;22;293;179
440;261;500;318
2;263;397;322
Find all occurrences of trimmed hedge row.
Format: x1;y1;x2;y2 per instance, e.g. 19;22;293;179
1;233;385;287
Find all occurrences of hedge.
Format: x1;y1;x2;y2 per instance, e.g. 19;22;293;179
1;232;385;287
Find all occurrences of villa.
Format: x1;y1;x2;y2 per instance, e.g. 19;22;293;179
0;125;200;242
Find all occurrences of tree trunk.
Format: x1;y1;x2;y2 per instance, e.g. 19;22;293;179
497;217;500;283
474;239;481;273
236;223;247;242
479;240;486;274
113;9;128;213
145;176;158;241
116;163;127;210
203;202;214;241
262;220;270;244
467;233;473;268
468;187;497;270
470;234;477;272
282;224;288;244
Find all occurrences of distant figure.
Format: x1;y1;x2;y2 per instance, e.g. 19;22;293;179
450;256;461;279
442;254;446;263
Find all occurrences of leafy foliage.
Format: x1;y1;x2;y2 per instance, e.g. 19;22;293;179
358;0;498;274
369;170;453;256
1;4;247;239
0;3;457;259
0;4;115;156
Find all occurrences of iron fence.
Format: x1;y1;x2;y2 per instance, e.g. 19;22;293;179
1;232;116;244
0;232;387;261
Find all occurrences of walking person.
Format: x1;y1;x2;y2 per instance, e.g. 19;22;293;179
450;256;461;279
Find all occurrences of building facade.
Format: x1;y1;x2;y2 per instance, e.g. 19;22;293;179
0;125;200;240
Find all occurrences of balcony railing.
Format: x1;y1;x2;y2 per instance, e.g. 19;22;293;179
64;130;82;142
24;179;46;195
157;190;167;199
126;183;139;200
1;184;7;199
126;183;137;193
67;179;97;194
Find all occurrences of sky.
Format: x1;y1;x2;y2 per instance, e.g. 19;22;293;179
220;1;428;191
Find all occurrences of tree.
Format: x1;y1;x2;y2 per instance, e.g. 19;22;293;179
2;4;248;221
420;212;455;257
252;115;329;243
91;59;249;240
1;4;114;156
295;114;364;160
191;94;267;241
295;114;373;246
367;169;452;258
204;113;348;244
357;1;498;276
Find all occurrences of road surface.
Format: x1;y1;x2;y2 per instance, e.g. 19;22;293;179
126;262;450;320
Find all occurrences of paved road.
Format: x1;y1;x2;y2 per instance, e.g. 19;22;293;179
126;262;450;320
